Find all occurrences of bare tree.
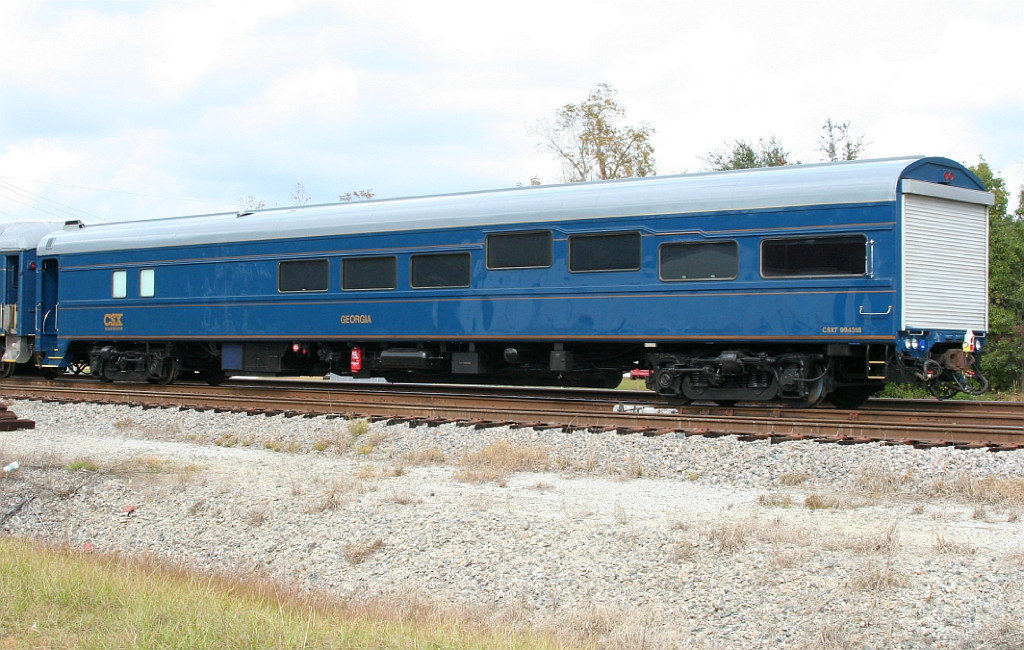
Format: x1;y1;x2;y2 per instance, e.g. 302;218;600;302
291;183;311;205
339;189;375;202
238;195;266;211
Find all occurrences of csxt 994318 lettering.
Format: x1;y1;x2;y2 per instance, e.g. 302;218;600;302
0;156;993;408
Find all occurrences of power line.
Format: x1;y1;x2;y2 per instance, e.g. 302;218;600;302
0;174;234;209
0;179;100;221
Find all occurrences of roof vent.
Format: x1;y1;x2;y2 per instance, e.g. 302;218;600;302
63;220;84;230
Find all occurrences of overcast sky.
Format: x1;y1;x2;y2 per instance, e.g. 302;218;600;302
1;0;1022;224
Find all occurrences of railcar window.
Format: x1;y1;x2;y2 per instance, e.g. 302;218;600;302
278;259;329;292
486;231;552;269
112;270;127;299
140;268;155;298
343;256;397;290
761;235;867;277
411;252;471;288
660;241;738;281
569;232;641;273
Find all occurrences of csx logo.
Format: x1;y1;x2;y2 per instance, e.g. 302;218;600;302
103;313;123;329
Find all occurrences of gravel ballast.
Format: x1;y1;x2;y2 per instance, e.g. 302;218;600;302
2;398;1023;648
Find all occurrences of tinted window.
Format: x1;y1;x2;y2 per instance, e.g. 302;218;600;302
343;256;397;290
279;259;329;292
660;241;738;281
569;232;641;272
761;235;866;277
486;231;552;269
411;252;471;288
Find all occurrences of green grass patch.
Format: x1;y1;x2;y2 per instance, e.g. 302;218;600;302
0;538;562;649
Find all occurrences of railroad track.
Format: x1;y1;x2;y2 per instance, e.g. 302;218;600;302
2;376;1022;450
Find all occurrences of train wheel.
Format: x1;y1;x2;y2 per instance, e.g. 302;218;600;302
789;365;826;408
150;358;179;385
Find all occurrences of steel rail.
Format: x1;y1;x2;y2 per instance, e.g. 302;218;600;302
1;377;1021;449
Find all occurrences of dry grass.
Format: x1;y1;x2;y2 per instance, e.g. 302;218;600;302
402;446;446;465
454;440;550;484
843;519;901;555
702;517;757;552
342;537;384;564
804;493;847;510
927;474;1024;505
779;471;810;486
854;463;913;496
308;477;372;513
214;433;238;447
846;556;904;591
391;489;421;505
354;431;387;455
758;492;793;508
934;533;978;555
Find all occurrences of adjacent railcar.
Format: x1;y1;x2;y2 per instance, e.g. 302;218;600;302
0;222;62;376
30;156;993;407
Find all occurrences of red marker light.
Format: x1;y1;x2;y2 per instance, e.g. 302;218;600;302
942;171;955;182
292;343;301;353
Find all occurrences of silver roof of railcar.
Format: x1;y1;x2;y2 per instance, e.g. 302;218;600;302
39;156;960;256
0;222;64;253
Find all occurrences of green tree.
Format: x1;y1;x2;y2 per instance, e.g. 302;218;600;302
971;157;1024;391
818;118;866;162
702;136;790;170
537;83;656;182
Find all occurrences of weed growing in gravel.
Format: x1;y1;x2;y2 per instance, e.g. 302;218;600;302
623;451;644;478
804;494;845;510
454;440;550;485
342;537;384;564
113;417;135;431
779;471;810;486
347;418;371;436
855;463;913;496
758;493;793;508
214;433;238;447
392;489;421;505
845;519;901;554
847;556;904;592
355;431;387;455
928;474;1024;505
66;458;99;472
703;517;756;552
685;470;701;481
934;534;978;555
246;504;269;527
312;438;331;452
402;446;445;465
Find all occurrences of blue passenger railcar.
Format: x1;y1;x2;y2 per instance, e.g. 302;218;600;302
0;222;61;376
34;156;992;407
